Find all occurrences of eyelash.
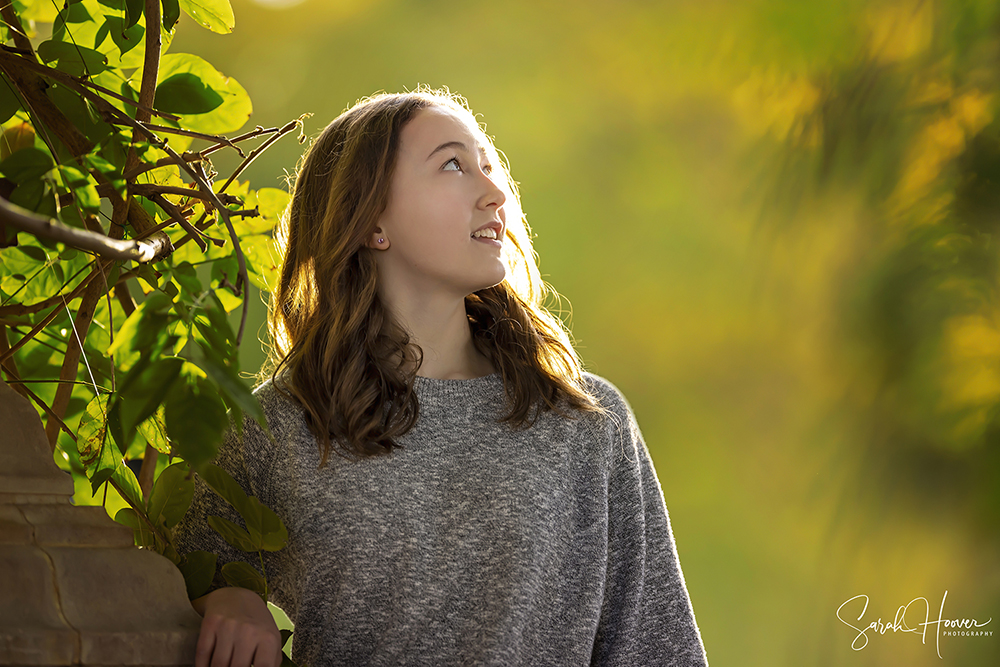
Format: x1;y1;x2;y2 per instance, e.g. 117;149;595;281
445;157;493;176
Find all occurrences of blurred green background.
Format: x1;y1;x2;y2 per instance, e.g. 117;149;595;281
170;0;999;664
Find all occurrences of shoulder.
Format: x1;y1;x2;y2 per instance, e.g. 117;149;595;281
251;375;309;431
581;372;636;425
581;372;630;409
221;376;310;458
578;372;644;459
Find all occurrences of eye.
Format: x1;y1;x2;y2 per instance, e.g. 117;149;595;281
443;157;462;172
482;163;494;176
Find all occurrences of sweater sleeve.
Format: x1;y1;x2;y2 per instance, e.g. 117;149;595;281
586;376;708;666
172;409;283;598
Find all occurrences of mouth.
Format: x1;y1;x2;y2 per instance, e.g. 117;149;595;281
471;221;504;243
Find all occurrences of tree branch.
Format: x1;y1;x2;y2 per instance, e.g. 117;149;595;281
0;303;63;366
113;121;246;157
0;197;171;262
124;152;205;181
0;263;100;316
131;182;242;205
0;4;33;55
219;117;308;193
77;77;178;121
147;192;211;252
0;324;29;400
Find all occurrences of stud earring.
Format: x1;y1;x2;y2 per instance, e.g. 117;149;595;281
377;238;385;244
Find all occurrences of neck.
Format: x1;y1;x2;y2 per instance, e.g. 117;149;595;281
382;290;494;380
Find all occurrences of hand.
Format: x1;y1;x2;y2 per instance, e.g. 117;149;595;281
191;587;283;667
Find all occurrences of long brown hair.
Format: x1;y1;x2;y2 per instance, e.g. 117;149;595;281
263;87;600;465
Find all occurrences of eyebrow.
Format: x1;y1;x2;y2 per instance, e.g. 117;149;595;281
426;141;488;161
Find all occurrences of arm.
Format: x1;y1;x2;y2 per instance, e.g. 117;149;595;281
588;380;708;666
191;587;283;667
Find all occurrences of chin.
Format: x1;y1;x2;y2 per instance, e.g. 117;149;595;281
470;265;506;294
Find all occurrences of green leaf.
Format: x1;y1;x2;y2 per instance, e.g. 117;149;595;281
244;496;288;552
255;187;290;223
178;550;217;599
155;53;250;133
84;152;126;199
105;16;144;57
162;0;181;31
58;166;101;213
47;82;114;145
10;179;45;214
0;148;53;184
136;407;172;454
147;461;194;528
192;315;232;359
37;40;109;76
77;393;112;470
168;261;203;295
193;341;268;432
207;515;256;552
106;290;173;359
0;73;23;124
117;356;185;450
178;0;234;34
110;458;144;509
155;72;224;115
198;462;249;514
114;507;156;547
220;562;267;598
124;0;144;29
78;396;142;510
164;375;228;469
242;235;279;292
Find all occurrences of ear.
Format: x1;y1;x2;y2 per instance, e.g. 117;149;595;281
366;227;390;250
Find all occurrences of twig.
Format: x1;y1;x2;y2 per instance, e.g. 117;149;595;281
114;121;246;157
0;303;64;365
124;0;161;176
132;183;242;205
0;4;32;54
0;261;97;316
111;114;251;343
16;379;77;441
44;272;107;449
124;153;204;181
76;78;179;121
0;197;171;263
0;324;28;399
3;378;113;391
201;125;278;156
168;209;214;251
148;192;209;252
219;117;307;193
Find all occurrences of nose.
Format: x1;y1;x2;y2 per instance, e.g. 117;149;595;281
479;172;506;210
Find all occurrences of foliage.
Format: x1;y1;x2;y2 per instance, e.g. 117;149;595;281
0;0;302;661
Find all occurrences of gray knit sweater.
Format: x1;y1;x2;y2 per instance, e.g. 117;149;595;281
173;372;708;666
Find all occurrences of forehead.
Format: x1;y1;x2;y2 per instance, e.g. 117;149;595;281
399;105;486;157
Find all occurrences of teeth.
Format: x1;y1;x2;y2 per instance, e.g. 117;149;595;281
472;228;498;239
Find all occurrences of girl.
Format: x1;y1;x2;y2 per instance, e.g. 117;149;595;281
174;88;708;667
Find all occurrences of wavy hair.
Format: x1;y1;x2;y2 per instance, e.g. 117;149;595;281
262;87;600;465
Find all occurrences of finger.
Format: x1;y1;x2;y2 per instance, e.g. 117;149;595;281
249;633;282;667
194;619;218;667
229;633;258;667
209;621;236;667
256;633;283;667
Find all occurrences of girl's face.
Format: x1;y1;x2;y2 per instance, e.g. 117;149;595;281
371;105;508;301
